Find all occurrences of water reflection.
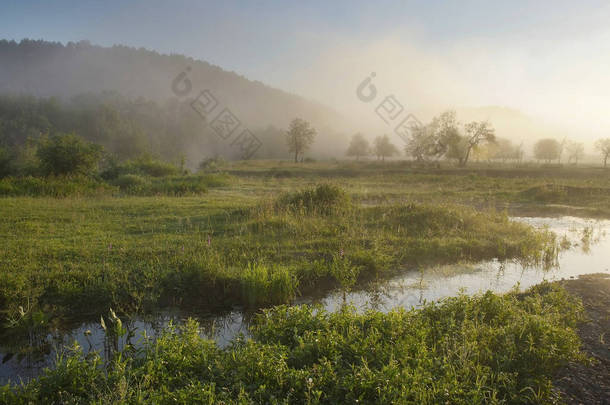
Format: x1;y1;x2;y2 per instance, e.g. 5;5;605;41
2;216;609;384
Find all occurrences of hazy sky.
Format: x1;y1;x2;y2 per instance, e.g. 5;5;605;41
2;0;610;140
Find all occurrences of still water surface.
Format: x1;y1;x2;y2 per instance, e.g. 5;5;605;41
2;216;609;384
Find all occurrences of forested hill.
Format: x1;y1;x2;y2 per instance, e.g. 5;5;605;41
0;39;342;133
0;39;348;162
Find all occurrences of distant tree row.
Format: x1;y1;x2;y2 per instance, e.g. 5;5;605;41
533;138;610;167
346;111;496;166
345;110;610;168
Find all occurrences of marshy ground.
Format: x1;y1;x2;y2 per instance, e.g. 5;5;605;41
1;161;610;403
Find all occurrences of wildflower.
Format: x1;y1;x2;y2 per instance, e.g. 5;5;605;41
339;248;344;258
207;235;211;247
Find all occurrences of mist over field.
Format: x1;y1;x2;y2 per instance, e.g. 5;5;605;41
1;2;610;403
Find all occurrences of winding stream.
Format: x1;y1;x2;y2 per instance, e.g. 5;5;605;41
2;216;609;385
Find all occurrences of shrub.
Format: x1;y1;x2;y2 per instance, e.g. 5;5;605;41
0;176;114;197
112;174;149;192
277;184;351;215
101;155;180;179
129;157;179;177
2;283;585;403
36;133;103;176
0;147;13;178
241;262;299;307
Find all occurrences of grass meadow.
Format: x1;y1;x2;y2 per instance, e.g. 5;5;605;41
2;161;609;403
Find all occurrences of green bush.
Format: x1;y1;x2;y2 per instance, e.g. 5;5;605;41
0;147;13;178
112;173;150;192
0;176;114;197
241;262;299;307
128;157;179;177
2;283;585;404
101;155;180;180
277;184;351;215
36;133;103;176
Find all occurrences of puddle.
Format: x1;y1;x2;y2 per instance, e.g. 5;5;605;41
2;215;609;385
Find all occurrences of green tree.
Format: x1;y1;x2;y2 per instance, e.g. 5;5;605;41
286;118;316;163
373;135;399;162
533;138;561;163
346;133;370;160
0;146;12;178
460;121;496;167
405;111;459;162
37;133;103;176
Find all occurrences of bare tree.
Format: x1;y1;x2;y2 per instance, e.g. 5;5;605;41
346;133;370;160
373;135;399;162
595;138;610;168
286;118;316;163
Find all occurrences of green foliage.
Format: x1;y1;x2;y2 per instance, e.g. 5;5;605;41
102;155;180;179
36;133;103;176
242;262;299;307
125;155;180;177
2;284;585;404
0;175;115;197
373;134;399;161
534;139;561;163
346;133;370;160
112;173;149;192
112;174;231;196
0;146;12;178
276;184;352;215
286;118;317;162
0;194;556;323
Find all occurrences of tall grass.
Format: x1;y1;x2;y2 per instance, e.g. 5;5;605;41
242;262;298;307
1;283;585;403
0;173;232;197
0;190;558;327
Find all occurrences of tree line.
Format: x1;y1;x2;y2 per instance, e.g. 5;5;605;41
344;111;610;167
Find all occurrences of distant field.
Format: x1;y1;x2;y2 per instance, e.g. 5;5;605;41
226;161;610;216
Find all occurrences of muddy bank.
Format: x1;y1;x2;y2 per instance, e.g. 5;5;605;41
554;274;610;404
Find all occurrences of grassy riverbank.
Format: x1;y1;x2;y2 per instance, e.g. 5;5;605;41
1;282;585;404
0;184;556;327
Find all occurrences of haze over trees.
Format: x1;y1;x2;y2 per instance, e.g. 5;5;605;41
36;133;102;176
405;111;459;162
346;133;370;160
404;111;495;167
534;138;561;163
373;135;399;161
458;121;496;167
486;138;523;163
565;141;585;165
0;39;340;132
285;118;316;162
595;138;610;168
